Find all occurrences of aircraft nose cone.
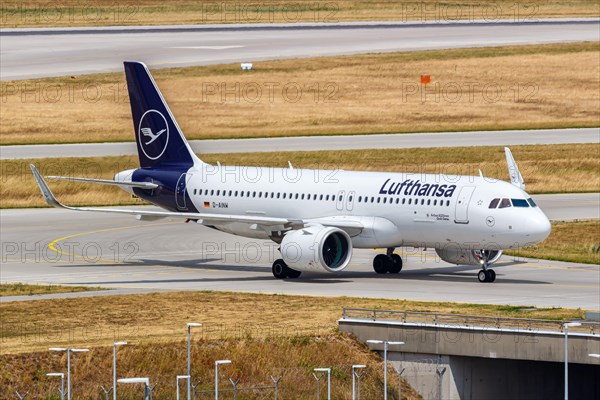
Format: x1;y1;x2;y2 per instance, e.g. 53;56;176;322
526;212;551;243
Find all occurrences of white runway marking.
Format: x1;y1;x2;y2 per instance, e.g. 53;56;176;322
168;45;245;50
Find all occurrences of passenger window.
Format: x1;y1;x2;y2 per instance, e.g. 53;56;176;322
210;190;214;195
377;197;381;204
421;199;424;205
282;193;286;199
253;191;256;197
383;198;387;204
240;191;244;197
489;198;500;209
395;198;399;204
527;198;537;207
193;189;197;195
499;198;511;208
427;199;431;205
277;193;280;199
402;198;406;205
446;200;450;206
408;198;412;205
358;196;362;202
320;194;323;200
349;195;353;202
511;199;529;207
433;199;437;206
301;194;305;200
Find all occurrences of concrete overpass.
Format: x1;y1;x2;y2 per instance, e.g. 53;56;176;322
339;309;600;399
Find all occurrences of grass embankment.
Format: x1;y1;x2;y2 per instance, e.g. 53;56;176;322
2;334;422;400
2;1;597;28
0;292;584;355
506;220;600;265
0;291;585;397
0;283;103;297
2;144;598;209
1;42;599;144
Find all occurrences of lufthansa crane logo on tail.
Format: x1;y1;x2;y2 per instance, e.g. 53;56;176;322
138;109;169;160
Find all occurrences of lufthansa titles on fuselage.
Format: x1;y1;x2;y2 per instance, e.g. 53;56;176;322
379;179;457;198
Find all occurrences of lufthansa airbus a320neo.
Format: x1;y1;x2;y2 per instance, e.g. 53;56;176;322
31;62;551;283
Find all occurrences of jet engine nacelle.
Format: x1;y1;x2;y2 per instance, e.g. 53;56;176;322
435;247;503;266
280;226;352;273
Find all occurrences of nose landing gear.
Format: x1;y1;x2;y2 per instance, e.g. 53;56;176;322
373;248;403;274
477;251;496;282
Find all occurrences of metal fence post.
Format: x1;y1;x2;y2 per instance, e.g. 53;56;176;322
270;375;282;400
100;386;113;400
192;381;202;400
436;366;446;400
228;378;240;400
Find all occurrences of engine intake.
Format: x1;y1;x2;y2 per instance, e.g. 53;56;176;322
280;226;353;273
435;247;502;266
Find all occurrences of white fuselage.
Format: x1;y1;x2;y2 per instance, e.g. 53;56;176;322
162;164;551;251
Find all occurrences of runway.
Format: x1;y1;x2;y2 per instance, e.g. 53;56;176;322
1;196;598;308
2;128;598;160
2;19;599;80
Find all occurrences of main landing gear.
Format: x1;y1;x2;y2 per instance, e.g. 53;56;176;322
373;248;403;274
477;251;496;283
272;259;302;279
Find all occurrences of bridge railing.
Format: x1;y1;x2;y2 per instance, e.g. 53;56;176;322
341;308;599;335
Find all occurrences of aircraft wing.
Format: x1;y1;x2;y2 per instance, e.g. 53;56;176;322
31;164;363;231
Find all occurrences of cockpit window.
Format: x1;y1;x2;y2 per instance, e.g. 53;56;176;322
498;198;512;208
511;199;529;207
527;198;537;207
489;198;500;209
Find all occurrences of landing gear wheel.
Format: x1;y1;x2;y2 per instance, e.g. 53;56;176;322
373;254;389;274
286;268;302;279
272;259;288;279
477;269;496;283
478;269;488;283
388;254;403;273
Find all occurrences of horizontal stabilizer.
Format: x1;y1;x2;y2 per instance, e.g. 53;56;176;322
47;175;158;189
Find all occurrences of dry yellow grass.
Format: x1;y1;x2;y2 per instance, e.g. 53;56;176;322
1;42;599;145
0;283;103;297
0;334;421;400
1;144;598;209
1;1;597;28
0;291;583;356
506;220;600;264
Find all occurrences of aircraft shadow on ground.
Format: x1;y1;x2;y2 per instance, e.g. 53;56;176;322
55;256;551;286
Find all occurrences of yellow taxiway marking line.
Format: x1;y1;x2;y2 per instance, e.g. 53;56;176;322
47;222;178;264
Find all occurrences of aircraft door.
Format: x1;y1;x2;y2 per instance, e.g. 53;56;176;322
336;190;345;211
346;191;355;211
454;186;476;224
175;173;190;210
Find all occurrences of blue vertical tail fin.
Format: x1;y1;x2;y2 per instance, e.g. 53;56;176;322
124;61;202;169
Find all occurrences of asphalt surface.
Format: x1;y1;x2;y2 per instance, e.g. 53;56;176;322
1;194;598;308
1;19;599;80
2;128;598;160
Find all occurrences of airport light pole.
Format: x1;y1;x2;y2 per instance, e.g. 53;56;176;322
215;360;231;400
46;373;65;400
49;347;89;400
563;322;581;400
118;378;151;400
113;341;127;400
314;368;331;400
352;365;366;400
176;375;190;400
366;340;404;400
187;323;202;400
